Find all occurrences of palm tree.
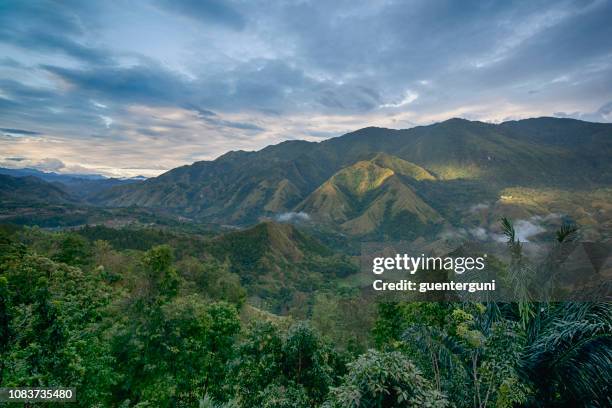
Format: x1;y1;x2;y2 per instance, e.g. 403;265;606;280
502;217;611;407
401;219;611;407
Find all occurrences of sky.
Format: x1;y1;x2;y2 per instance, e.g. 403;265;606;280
1;0;611;177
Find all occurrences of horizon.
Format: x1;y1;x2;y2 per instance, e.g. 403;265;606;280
1;1;612;177
2;115;607;179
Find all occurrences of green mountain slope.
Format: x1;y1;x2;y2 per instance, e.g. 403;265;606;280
204;221;357;310
92;118;612;227
296;154;442;237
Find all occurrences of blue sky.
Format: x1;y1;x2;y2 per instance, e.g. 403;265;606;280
1;0;611;177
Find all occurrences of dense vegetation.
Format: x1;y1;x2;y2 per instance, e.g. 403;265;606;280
0;220;609;407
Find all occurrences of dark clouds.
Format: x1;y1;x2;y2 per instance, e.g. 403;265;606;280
0;1;109;64
0;128;42;136
156;0;246;29
0;0;611;176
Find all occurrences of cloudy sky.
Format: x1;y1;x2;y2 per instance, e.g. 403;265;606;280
1;0;611;177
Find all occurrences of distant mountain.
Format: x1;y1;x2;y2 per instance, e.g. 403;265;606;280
92;117;612;234
0;167;143;200
0;167;106;181
0;174;74;205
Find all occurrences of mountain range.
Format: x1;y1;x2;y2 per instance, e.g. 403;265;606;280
2;117;611;240
91;117;611;238
0;167;144;200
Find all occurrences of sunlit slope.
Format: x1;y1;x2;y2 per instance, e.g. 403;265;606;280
297;154;442;236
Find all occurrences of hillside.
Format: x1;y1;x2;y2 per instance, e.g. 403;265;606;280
0;174;75;205
204;221;357;311
297;154;442;237
90;118;612;230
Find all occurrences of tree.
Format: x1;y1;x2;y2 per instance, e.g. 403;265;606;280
402;304;530;408
54;234;90;266
229;321;284;407
230;321;341;407
500;218;611;406
281;322;336;404
325;349;448;407
522;301;612;407
0;276;11;384
112;245;241;406
1;243;118;405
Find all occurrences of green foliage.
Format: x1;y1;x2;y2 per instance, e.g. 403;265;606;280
206;222;357;312
0;243;118;404
522;301;612;407
372;302;407;348
311;292;375;353
0;220;609;407
177;256;246;306
229;321;342;407
110;246;242;406
229;321;284;405
325;349;448;407
259;382;310;408
398;303;530;408
53;234;90;266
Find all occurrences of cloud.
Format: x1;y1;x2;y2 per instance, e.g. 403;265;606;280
155;0;246;30
513;219;546;242
0;2;110;65
276;212;311;223
100;115;113;128
0;128;42;136
469;227;488;241
467;212;564;243
0;0;610;176
469;203;490;213
41;63;193;106
379;91;419;108
555;100;612;123
28;158;66;172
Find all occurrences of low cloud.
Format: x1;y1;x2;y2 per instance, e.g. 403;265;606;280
469;227;489;240
513;219;546;242
32;158;66;172
469;203;490;213
276;212;310;223
459;213;565;243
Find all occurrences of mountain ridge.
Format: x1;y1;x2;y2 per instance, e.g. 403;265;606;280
2;117;610;238
89;117;611;229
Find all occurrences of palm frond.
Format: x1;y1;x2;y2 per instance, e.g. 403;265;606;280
555;222;578;243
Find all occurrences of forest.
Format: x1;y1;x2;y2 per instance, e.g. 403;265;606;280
0;220;609;407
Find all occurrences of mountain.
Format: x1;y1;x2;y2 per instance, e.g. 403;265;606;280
204;221;357;310
0;174;74;205
0;167;105;182
296;153;442;237
0;167;143;201
90;118;612;233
